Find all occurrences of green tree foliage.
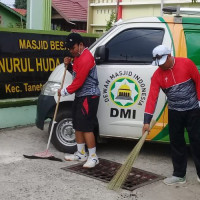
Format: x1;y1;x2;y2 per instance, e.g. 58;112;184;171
14;0;27;9
106;12;116;31
192;0;198;3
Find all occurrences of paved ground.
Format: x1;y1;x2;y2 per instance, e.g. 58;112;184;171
0;125;200;200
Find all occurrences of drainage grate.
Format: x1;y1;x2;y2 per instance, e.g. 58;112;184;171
62;158;164;191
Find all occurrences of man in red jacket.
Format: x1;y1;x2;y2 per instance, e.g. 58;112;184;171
143;45;200;185
58;33;100;168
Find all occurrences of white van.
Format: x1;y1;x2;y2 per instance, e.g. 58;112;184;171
36;11;200;153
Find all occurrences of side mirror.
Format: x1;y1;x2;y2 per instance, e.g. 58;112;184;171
94;45;108;64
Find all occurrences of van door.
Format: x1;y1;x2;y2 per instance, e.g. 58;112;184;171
92;21;172;139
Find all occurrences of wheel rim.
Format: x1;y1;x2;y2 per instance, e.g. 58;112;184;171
55;118;76;147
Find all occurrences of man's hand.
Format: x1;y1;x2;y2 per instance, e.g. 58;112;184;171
57;88;69;97
142;124;150;135
57;88;61;96
64;56;72;66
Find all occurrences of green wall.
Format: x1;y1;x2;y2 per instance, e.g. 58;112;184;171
26;0;52;30
0;98;37;128
0;105;36;128
0;6;24;28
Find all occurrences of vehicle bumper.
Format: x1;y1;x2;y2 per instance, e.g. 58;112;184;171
35;95;56;130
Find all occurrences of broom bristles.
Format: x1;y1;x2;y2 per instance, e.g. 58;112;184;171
107;119;156;191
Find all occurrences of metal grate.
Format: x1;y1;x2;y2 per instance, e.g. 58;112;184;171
62;158;164;191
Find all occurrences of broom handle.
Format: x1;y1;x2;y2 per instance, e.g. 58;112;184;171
46;64;68;150
120;119;157;175
124;119;156;161
140;119;156;143
129;119;156;156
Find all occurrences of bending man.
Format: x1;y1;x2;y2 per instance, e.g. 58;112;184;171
143;45;200;185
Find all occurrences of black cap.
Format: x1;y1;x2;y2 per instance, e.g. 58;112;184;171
65;33;84;48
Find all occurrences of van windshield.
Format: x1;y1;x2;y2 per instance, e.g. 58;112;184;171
89;26;117;50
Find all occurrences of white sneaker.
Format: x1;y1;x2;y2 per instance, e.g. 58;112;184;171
163;176;186;186
197;176;200;183
64;151;87;162
83;154;99;168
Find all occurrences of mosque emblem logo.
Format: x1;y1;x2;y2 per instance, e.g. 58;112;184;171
110;77;139;107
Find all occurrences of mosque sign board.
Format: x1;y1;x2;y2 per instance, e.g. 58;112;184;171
0;29;97;99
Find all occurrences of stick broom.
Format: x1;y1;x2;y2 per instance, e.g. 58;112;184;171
107;119;156;190
23;64;68;162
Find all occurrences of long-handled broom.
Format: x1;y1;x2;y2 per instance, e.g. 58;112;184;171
23;64;68;162
107;119;156;190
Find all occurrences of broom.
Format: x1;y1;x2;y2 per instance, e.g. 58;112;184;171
23;63;69;162
107;119;156;190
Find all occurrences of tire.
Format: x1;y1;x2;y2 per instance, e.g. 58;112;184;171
49;110;77;153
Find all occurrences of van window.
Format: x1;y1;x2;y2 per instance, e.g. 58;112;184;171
105;28;164;64
89;25;117;50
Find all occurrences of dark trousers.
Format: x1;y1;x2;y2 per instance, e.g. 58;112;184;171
168;109;200;178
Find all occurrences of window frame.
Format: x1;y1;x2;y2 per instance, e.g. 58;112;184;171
103;27;165;65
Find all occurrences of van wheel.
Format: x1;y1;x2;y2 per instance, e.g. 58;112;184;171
49;110;77;153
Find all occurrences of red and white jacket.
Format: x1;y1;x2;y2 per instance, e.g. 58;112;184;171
66;48;100;97
144;57;200;124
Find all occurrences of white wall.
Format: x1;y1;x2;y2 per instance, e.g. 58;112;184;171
88;0;200;33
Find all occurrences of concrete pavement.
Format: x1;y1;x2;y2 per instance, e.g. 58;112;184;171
0;125;200;200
